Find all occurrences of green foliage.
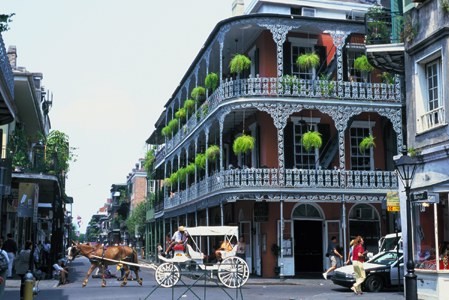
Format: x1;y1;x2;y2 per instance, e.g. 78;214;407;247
229;54;251;74
205;72;219;91
301;131;322;152
126;200;147;237
175;107;187;120
185;163;196;175
296;52;320;70
280;75;298;91
161;125;171;137
359;135;376;153
143;148;155;176
168;118;179;133
44;130;74;175
177;167;188;183
233;134;255;155
206;145;220;161
169;171;179;186
191;86;206;101
195;153;206;169
8;126;31;170
442;0;449;13
378;72;394;84
354;55;374;72
319;74;335;96
183;99;196;113
0;13;14;32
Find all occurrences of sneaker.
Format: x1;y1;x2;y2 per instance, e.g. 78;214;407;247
322;273;327;280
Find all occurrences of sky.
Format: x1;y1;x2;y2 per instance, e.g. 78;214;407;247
2;0;232;233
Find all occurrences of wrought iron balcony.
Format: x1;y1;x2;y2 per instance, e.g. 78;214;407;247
164;168;398;210
164;76;400;153
0;34;14;98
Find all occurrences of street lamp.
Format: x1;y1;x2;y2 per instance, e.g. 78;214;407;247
394;148;418;300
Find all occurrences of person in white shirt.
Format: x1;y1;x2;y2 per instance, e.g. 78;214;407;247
163;226;188;257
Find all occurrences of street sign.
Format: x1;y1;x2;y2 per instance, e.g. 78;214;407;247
411;191;428;201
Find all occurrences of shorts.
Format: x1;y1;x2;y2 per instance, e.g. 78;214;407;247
329;255;337;267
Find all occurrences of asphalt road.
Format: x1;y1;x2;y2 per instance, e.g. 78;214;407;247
4;256;405;300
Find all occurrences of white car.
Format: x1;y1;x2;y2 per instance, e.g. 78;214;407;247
331;250;403;292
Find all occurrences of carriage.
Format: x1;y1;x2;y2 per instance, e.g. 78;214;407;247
156;226;249;289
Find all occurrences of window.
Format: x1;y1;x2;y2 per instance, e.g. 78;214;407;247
416;52;446;133
292;118;320;169
291;45;313;79
349;121;374;171
346;48;366;82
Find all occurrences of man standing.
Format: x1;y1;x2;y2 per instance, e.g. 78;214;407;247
2;233;17;278
322;236;343;280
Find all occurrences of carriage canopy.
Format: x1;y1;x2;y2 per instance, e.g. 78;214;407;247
184;226;239;238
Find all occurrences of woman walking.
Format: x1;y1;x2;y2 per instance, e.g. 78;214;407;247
351;236;367;295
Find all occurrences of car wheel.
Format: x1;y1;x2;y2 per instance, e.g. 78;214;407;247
364;275;384;292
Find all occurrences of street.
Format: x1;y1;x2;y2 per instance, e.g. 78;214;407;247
4;256;405;300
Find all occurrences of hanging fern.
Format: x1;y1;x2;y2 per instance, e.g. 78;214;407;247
161;125;171;137
163;178;172;187
296;52;320;70
169;171;179;186
175;107;187;120
229;54;251;74
206;145;220;161
301;131;322;152
183;99;196;113
205;72;219;91
191;86;206;101
233;134;255;155
185;163;196;175
359;135;376;153
177;167;188;183
195;153;207;169
168;118;179;133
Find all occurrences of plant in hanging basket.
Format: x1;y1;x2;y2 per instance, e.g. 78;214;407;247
354;55;374;73
169;171;179;186
301;131;322;152
206;145;220;161
185;163;196;175
359;135;376;153
168;118;179;134
195;153;207;169
229;54;251;74
233;134;255;155
296;52;320;70
175;107;187;120
205;72;219;91
191;86;206;101
161;125;172;137
183;99;196;113
177;167;188;183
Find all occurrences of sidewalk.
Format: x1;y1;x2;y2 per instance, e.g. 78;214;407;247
5;277;59;289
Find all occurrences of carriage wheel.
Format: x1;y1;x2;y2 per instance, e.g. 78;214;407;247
155;263;180;288
217;256;249;288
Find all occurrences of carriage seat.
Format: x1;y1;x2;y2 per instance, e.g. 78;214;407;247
186;244;204;260
172;244;185;252
219;245;238;260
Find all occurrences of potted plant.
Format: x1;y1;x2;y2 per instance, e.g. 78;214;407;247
175;107;187;120
354;55;374;82
296;52;320;70
195;153;207;169
185;163;196;175
161;125;171;137
232;134;255;155
191;86;206;101
206;145;220;161
359;135;376;153
229;54;251;75
168;118;179;134
205;72;219;91
183;99;196;113
301;131;322;152
177;167;188;183
169;171;179;186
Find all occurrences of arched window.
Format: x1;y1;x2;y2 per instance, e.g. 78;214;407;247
292;204;322;219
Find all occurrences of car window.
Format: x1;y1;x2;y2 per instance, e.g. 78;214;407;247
369;252;400;266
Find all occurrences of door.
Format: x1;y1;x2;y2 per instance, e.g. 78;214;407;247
294;220;323;272
278;220;294;276
253;222;261;275
239;221;252;273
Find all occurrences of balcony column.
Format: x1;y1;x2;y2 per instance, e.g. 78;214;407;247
205;127;210;191
185;147;189;195
326;30;350;95
194;137;198;197
220;201;224;226
219;112;226;172
260;22;295;78
177;153;181;194
204;48;211;98
217;25;230;84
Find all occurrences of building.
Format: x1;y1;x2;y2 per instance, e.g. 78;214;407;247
145;0;403;277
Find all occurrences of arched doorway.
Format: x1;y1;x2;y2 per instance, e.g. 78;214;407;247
348;204;381;254
292;203;324;273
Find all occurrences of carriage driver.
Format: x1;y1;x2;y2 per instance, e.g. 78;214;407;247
163;226;189;257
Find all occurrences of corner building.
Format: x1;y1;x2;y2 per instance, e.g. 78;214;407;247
146;0;402;277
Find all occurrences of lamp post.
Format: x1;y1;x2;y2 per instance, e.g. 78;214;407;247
394;149;418;300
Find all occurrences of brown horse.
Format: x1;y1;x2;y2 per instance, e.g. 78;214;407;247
69;242;142;287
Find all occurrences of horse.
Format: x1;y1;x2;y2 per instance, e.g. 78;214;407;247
68;242;142;287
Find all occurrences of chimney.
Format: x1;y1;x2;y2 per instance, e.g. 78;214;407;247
232;0;245;17
7;45;17;69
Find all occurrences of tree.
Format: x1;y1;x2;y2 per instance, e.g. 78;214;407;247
126;198;149;238
0;13;14;32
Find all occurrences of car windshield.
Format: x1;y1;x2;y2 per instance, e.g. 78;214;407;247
380;236;401;252
368;251;402;266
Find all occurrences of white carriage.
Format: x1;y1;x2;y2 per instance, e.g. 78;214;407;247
155;226;249;289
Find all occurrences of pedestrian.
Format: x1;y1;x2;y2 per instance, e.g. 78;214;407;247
42;238;51;267
322;236;343;280
351;236;367;295
236;237;246;260
0;238;10;299
15;240;33;299
2;233;17;278
345;239;355;265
